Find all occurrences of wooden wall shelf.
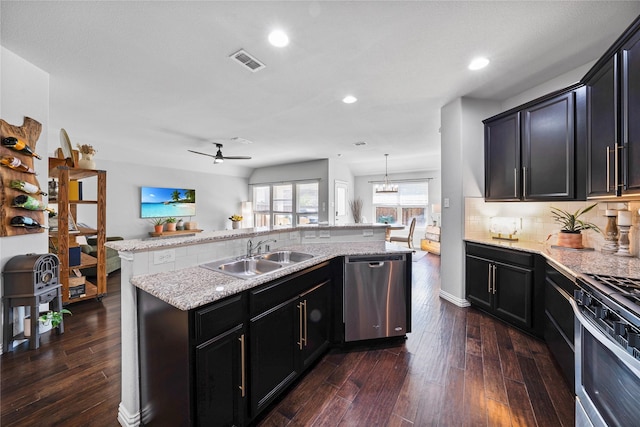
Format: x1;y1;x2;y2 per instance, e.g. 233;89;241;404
148;229;203;237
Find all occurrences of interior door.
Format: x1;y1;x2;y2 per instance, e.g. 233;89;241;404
334;180;349;224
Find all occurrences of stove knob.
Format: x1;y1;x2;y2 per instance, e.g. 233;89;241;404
614;321;627;336
595;306;608;319
628;332;640;349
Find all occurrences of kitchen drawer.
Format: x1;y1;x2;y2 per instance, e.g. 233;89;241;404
249;262;330;316
193;294;245;343
545;277;575;345
465;242;534;267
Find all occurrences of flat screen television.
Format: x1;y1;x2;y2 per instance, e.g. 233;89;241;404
140;186;196;218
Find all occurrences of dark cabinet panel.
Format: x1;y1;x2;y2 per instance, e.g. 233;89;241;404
300;280;332;369
465;255;493;311
249;297;299;417
522;91;575;200
196;325;246;427
621;30;640;195
484;113;521;200
586;56;617;197
493;261;533;329
465;242;541;337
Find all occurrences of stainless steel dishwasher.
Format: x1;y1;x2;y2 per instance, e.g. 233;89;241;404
344;254;407;342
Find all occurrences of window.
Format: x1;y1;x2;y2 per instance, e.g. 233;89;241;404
252;181;319;226
372;181;428;227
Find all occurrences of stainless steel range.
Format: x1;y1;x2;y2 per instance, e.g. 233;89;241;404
573;273;640;427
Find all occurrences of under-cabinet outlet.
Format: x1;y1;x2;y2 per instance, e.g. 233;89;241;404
362;229;374;237
319;230;330;238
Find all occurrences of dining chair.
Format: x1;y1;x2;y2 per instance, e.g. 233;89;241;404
389;218;416;249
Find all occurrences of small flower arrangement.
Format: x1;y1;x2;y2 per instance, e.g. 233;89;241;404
77;144;97;155
229;215;243;222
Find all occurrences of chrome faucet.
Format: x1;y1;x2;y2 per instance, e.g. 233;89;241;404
246;239;277;257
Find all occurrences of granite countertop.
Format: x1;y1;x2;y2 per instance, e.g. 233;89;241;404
107;224;388;252
130;242;411;311
465;237;640;280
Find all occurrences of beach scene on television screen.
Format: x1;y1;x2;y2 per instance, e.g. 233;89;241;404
141;187;196;218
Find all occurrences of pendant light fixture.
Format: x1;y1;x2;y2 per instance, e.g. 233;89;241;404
376;154;398;193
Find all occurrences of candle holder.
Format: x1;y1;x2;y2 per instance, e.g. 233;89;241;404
602;213;619;254
615;225;633;257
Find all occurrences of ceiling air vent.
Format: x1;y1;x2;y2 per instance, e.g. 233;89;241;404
230;49;265;72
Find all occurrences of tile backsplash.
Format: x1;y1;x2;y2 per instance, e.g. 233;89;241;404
465;198;640;254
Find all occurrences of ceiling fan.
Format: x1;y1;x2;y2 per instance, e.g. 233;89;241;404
188;143;252;164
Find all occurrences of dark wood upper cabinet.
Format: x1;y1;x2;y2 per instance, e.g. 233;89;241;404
621;29;640;195
583;15;640;199
522;90;576;200
484;113;521;201
484;86;585;202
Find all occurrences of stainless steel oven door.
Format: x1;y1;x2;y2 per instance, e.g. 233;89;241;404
571;299;640;427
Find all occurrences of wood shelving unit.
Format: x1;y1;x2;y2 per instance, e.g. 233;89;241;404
49;165;107;304
148;229;202;237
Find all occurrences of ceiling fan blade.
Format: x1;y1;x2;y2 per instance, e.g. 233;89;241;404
222;155;252;160
188;149;217;158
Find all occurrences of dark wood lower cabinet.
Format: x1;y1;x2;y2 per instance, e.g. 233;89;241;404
465;242;544;338
137;261;337;427
196;325;246;426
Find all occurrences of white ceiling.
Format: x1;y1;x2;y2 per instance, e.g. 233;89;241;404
2;1;640;178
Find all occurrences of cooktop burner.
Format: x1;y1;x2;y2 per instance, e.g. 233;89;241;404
581;273;640;326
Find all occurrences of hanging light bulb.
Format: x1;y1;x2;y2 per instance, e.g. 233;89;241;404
376;154;398;193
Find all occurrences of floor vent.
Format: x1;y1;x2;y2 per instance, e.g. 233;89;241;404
229;49;265;72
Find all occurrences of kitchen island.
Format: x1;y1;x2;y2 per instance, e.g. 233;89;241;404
107;224;411;427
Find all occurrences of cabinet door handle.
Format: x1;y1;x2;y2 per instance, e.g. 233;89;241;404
522;167;527;199
615;144;621;191
488;264;492;293
303;299;308;348
606;146;611;192
492;265;497;294
297;302;304;350
238;334;246;398
514;168;518;197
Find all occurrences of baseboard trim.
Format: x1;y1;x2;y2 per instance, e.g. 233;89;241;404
439;289;471;307
118;402;140;427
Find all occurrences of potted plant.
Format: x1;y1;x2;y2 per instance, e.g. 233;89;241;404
76;143;97;169
551;204;600;249
165;217;177;232
150;217;165;233
229;214;243;229
25;308;72;337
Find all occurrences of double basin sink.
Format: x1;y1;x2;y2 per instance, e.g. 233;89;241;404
201;251;315;279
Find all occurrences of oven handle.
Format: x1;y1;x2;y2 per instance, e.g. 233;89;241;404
570;298;640;377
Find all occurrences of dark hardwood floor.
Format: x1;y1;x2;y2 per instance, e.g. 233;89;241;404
1;254;574;426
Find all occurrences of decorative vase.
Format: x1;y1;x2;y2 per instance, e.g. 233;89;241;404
232;221;240;229
77;153;96;169
176;219;185;230
556;231;583;249
154;225;164;233
166;222;177;232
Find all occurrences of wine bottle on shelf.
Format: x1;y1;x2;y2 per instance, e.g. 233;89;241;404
1;137;42;159
10;179;47;196
10;215;47;229
12;194;46;211
1;156;37;174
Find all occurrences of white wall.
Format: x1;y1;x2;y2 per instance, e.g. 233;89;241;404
76;159;249;239
249;159;330;223
0;47;50;352
440;98;501;305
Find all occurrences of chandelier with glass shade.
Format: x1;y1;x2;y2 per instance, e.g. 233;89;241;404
376;154;398;193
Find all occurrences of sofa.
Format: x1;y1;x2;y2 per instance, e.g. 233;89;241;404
80;236;123;276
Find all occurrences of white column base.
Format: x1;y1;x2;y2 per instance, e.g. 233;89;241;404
118;402;141;427
439;289;471;307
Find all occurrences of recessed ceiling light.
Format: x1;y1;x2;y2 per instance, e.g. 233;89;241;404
268;30;289;47
342;95;358;104
353;141;367;146
468;57;490;70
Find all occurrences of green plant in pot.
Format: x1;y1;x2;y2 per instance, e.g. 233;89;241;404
38;309;72;329
551;204;600;249
149;217;165;233
165;217;177;232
